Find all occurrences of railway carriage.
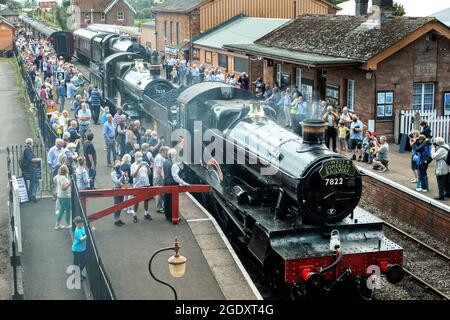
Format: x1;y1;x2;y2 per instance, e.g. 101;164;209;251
18;15;74;61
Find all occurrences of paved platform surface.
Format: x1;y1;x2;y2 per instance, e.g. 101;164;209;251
20;199;85;300
85;116;258;299
0;59;86;300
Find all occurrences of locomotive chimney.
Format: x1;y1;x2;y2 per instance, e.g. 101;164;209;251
134;59;145;72
355;0;369;15
301;119;326;145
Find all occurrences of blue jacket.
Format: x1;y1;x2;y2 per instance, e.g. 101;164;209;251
67;83;77;99
89;90;102;106
58;84;66;98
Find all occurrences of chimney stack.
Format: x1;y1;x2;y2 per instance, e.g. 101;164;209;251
372;0;395;20
355;0;369;16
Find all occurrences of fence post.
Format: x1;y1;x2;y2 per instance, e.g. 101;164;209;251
394;110;400;144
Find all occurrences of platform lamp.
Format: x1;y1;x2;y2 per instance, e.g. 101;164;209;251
148;238;187;300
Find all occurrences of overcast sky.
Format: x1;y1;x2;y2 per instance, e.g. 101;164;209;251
337;0;448;16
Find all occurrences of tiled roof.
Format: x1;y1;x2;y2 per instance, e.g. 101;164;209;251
255;14;437;61
152;0;205;13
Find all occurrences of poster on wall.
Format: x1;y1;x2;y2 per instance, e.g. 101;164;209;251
444;92;450;116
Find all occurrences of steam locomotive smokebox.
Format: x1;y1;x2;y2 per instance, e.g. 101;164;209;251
301;119;326;144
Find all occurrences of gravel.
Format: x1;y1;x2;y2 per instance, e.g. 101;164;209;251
361;201;450;300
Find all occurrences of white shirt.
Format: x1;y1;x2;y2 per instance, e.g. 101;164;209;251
131;162;150;187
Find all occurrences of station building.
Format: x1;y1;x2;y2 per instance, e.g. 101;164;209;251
72;0;136;28
152;0;340;58
224;12;450;137
0;7;19;24
0;16;15;56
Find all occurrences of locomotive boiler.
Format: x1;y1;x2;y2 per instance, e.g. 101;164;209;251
90;52;176;128
172;83;404;299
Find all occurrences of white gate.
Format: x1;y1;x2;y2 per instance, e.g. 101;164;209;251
399;110;450;143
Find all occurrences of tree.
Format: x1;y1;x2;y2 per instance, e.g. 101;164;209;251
393;2;406;16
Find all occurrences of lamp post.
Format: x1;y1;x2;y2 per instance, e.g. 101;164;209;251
148;238;187;300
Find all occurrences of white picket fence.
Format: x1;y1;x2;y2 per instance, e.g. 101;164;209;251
400;110;450;143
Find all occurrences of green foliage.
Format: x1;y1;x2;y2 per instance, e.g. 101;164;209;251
128;0;155;19
393;2;406;16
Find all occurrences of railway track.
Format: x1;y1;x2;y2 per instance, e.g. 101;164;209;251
383;221;450;300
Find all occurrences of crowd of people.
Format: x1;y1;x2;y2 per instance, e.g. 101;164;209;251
17;32;190;232
407;120;450;200
162;56;252;90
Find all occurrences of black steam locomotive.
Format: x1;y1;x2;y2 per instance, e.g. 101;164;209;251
92;53;404;299
73;27;149;64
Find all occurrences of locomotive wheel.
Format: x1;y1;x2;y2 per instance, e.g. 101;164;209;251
211;195;233;237
355;277;373;300
290;283;307;300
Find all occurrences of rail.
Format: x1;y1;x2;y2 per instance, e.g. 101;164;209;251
382;221;450;300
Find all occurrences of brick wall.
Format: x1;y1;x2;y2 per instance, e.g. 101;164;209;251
377;33;450;116
106;0;135;26
155;10;200;53
360;175;450;245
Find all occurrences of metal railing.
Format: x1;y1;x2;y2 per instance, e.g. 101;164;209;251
15;46;59;149
7;144;51;193
71;179;116;300
7;151;24;300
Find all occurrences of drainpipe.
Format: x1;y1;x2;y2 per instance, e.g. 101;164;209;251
293;0;297;18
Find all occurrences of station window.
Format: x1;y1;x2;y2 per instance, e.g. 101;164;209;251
117;12;124;21
413;83;435;112
326;84;339;108
376;90;394;119
192;48;200;61
233;57;248;73
347;79;355;111
205;51;212;64
218;54;227;69
101;13;105;21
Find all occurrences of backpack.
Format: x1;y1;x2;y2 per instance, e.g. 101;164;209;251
19;148;31;171
19;155;27;171
441;146;450;165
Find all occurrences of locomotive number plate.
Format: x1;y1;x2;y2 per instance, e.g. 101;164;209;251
319;159;356;178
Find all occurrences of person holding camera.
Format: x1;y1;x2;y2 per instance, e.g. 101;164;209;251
372;136;389;172
420;120;432;139
409;130;420;183
362;131;375;164
415;135;432;193
322;106;339;152
130;151;153;223
431;137;450;200
349;114;365;161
